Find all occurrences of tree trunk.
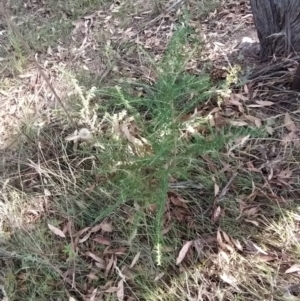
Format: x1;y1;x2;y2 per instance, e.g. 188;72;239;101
250;0;300;60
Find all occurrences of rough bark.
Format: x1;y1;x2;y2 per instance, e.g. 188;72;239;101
250;0;300;60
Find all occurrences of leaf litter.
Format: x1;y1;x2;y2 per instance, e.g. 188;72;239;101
3;0;300;300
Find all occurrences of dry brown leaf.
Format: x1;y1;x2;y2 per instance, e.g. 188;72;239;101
90;224;103;233
214;113;227;128
228;98;244;113
244;219;259;226
278;169;292;179
95;262;106;269
65;130;79;142
243;206;259;216
257;254;276;262
105;255;115;277
229;120;248;126
214;183;220;196
44;188;51;196
121;265;134;281
76;227;91;236
120;123;142;146
93;236;111;246
130;252;141;269
222;240;234;253
219;249;230;264
268;167;274;181
173;207;190;222
86;273;98;280
48;224;66;238
105;287;118;293
212;206;222;223
230;237;243;251
265;126;274;135
217;230;223;245
169;195;189;208
244;114;262;127
117;279;124;301
221;231;233;246
100;222;114;232
235;93;248;101
233;135;250;148
244;240;268;255
90;288;97;301
285;264;300;274
79;231;92;243
86;252;106;268
154;272;164;281
284;113;296;132
208;115;215;126
246;162;261;173
220;273;237;286
253;89;258;98
217;229;232;252
62;222;70;235
176;241;193;265
250;100;274;107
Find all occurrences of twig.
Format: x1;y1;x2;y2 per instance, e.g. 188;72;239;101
213;172;237;206
0;1;76;128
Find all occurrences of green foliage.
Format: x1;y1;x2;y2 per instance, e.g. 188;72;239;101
66;25;264;265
